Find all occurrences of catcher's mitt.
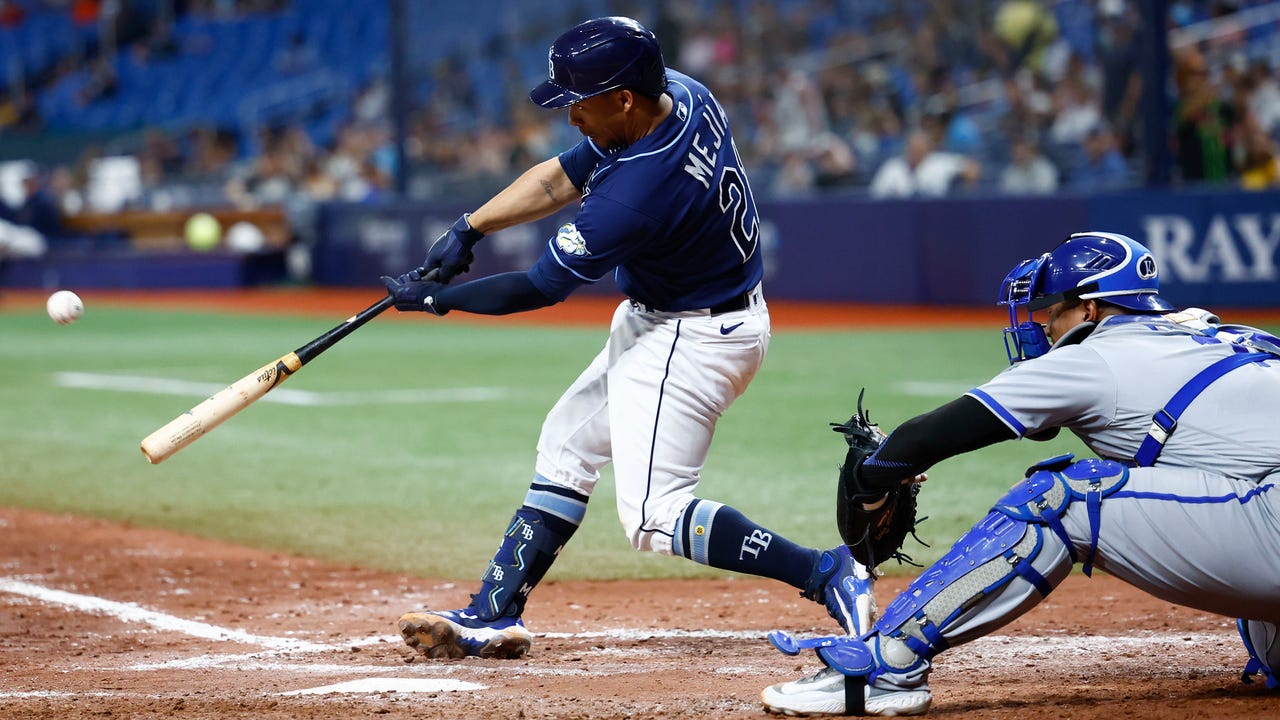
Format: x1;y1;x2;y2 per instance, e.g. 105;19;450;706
831;389;927;568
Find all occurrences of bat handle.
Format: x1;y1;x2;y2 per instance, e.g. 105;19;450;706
292;267;439;364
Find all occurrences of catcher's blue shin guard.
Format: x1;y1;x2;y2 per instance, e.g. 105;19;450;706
770;457;1129;692
1238;619;1280;689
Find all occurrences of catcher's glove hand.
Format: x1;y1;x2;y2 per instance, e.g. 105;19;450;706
832;389;927;569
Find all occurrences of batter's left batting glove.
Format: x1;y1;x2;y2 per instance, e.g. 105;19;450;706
420;214;482;284
381;275;450;315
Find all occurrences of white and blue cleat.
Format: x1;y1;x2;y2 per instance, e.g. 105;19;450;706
399;607;532;659
807;544;877;636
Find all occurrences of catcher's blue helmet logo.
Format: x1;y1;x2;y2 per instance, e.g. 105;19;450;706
1137;254;1158;280
998;232;1174;363
530;17;668;109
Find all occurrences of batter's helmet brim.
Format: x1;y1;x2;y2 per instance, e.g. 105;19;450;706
530;80;586;108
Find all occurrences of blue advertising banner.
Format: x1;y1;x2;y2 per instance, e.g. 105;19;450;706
1088;190;1280;309
312;189;1278;309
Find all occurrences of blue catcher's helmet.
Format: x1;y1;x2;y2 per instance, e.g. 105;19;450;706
529;17;668;109
998;232;1175;363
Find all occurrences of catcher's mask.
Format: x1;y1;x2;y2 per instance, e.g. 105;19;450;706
998;232;1174;363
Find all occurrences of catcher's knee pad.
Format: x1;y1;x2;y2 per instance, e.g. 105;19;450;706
475;507;572;620
995;455;1130;576
1239;619;1280;689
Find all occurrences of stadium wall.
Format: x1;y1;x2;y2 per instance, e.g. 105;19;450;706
313;189;1280;309
4;190;1276;309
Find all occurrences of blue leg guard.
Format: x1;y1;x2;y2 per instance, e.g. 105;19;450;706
1239;619;1280;690
771;457;1129;691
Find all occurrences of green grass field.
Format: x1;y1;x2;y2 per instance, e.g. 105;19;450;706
2;303;1271;583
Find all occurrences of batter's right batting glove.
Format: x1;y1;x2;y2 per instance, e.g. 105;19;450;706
381;274;449;315
419;214;483;284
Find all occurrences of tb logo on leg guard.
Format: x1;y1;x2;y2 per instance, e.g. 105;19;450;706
740;529;773;560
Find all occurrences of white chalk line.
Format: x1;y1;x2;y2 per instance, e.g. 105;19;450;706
0;576;1239;695
0;577;330;652
280;678;487;695
52;371;506;406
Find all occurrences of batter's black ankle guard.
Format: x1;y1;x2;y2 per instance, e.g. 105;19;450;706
474;507;574;620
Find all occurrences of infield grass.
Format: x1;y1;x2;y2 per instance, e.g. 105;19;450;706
3;303;1272;582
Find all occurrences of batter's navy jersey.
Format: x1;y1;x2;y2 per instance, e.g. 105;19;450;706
528;69;764;311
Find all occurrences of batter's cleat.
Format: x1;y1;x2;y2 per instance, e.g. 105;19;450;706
804;545;877;636
761;667;932;717
398;609;532;659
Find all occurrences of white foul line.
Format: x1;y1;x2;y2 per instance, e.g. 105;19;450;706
280;678;487;695
0;577;330;652
52;372;506;406
0;576;1238;677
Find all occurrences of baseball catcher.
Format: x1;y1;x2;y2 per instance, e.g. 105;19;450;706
832;390;926;570
762;232;1280;716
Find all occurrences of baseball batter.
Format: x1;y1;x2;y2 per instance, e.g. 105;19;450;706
762;232;1280;716
382;16;872;659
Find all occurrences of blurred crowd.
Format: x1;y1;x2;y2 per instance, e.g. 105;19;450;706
2;0;1280;246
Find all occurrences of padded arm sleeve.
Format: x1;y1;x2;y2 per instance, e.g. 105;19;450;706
434;271;558;315
860;395;1018;490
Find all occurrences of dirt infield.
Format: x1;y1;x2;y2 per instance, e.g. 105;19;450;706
1;506;1274;720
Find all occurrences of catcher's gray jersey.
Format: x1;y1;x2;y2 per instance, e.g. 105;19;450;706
971;315;1280;482
967;314;1280;621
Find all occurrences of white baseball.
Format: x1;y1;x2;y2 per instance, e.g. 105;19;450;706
46;290;84;325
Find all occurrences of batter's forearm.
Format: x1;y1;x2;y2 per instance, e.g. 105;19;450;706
434;271;557;315
468;158;579;234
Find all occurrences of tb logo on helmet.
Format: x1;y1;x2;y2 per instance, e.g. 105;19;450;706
530;16;668;109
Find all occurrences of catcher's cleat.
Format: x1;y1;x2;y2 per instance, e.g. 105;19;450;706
761;666;932;717
803;544;877;636
398;609;532;659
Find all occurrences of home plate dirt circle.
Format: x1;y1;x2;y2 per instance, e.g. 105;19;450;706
2;507;1274;719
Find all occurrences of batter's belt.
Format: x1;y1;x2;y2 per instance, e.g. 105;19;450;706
629;282;764;315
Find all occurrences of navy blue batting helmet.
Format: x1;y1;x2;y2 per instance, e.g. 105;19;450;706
529;17;667;109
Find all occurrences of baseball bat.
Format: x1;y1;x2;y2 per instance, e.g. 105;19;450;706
140;271;430;464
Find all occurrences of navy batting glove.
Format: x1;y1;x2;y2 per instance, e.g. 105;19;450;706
380;275;450;315
422;214;483;283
